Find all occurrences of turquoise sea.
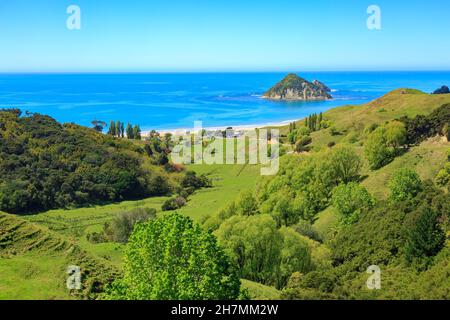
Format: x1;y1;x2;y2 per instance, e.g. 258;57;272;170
0;72;449;130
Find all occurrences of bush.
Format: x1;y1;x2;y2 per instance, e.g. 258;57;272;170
293;220;322;242
103;208;157;243
181;171;212;189
161;196;187;211
365;126;394;169
388;168;423;203
405;205;446;268
332;183;375;225
294;136;312;153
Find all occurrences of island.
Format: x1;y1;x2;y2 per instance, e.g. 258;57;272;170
263;73;332;101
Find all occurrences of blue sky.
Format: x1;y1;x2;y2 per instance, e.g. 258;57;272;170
0;0;449;72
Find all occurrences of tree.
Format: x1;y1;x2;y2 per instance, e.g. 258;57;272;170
405;206;445;267
91;120;106;132
108;120;116;136
215;214;283;286
116;120;122;137
365;126;393;169
294;136;312;153
102;208;156;243
385;121;407;149
388;168;423;203
278;227;313;288
271;193;300;227
329;146;362;184
126;122;134;139
332;182;375;225
133;124;142;140
120;122;125;138
235;190;258;216
105;213;241;300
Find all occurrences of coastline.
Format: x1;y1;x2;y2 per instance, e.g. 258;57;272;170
145;119;297;135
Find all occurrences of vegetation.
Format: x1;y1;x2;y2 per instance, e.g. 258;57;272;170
2;88;450;300
105;213;241;300
0;110;175;214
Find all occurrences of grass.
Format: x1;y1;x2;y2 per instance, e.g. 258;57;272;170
240;279;281;300
174;163;261;221
21;163;261;269
3;88;449;300
362;136;449;199
0;212;117;300
0;253;70;300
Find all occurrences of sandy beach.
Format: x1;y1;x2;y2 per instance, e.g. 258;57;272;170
144;119;297;136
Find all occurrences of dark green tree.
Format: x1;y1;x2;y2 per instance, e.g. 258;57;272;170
108;120;116;136
91;120;107;132
126;123;134;139
405;206;445;267
115;120;122;137
133;124;142;140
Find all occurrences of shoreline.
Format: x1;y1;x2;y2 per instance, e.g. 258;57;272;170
144;119;298;135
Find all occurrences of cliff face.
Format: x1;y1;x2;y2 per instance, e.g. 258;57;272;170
264;73;332;101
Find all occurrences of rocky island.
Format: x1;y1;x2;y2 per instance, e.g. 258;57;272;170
263;73;332;101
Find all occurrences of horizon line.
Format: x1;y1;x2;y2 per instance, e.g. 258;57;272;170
2;69;450;75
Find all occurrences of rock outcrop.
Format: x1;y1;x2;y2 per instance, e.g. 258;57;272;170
432;85;450;95
263;73;332;101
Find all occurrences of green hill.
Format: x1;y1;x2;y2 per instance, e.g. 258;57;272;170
0;109;176;214
0;211;117;299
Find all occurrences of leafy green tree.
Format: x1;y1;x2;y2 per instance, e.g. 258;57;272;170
278;227;314;288
329;146;362;184
126;122;134;139
388;168;423;203
133;124;142;140
108;120;116;136
235;190;258;216
215;214;283;286
270;193;299;227
332;182;375;225
365;126;393;169
385;120;407;149
106;213;241;300
294;136;312;152
405;206;445;267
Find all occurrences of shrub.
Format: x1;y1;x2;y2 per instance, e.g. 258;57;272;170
365;126;394;169
405;205;446;268
332;182;376;225
161;196;187;211
388;168;423;203
103;208;157;243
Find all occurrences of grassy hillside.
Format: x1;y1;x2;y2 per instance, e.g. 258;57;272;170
0;211;117;299
1;89;449;300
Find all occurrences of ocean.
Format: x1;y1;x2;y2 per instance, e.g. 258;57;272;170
0;71;449;131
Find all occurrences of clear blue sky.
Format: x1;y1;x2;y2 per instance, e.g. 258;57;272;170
1;0;449;72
